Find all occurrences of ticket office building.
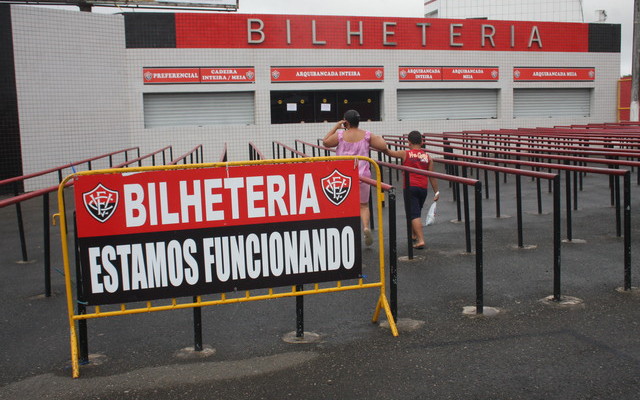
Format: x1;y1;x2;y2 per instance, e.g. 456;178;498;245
0;7;621;189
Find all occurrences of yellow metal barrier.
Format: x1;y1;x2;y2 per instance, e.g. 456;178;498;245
56;156;398;378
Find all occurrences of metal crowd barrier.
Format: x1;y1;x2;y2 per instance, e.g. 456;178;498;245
0;147;140;296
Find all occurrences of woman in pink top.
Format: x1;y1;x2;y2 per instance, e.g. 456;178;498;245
322;110;389;246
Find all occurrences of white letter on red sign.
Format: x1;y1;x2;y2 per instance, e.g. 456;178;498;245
450;23;463;47
416;23;431;47
481;24;496;47
124;184;146;227
246;176;265;218
312;20;326;45
383;22;397;46
528;26;543;48
247;18;265;44
180;180;203;223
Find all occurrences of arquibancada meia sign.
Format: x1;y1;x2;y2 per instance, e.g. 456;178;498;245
74;160;362;306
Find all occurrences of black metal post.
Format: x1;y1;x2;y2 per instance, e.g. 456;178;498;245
609;171;615;207
296;284;304;337
43;193;51;297
484;168;490;199
495;169;501;218
193;298;203;351
462;167;471;253
455;178;462;222
516;175;523;248
624;172;632;290
565;166;573;241
553;175;562;301
369;189;375;231
536;177;542;214
73;213;89;364
388;190;397;321
14;182;28;262
474;182;484;315
573;169;578;211
615;174;622;237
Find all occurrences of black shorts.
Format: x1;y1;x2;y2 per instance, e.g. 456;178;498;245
406;186;428;220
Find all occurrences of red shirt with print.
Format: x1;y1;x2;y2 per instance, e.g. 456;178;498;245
403;149;430;188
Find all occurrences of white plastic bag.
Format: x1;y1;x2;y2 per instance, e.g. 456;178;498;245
425;202;437;226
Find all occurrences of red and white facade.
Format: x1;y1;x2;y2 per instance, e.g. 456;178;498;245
0;6;621;189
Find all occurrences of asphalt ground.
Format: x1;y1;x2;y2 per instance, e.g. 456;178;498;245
1;161;640;399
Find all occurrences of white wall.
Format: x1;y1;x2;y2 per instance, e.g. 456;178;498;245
12;6;134;190
130;47;618;165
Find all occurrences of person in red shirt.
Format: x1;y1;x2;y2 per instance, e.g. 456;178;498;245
386;131;440;249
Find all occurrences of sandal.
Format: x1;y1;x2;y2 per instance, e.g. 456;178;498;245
364;229;373;246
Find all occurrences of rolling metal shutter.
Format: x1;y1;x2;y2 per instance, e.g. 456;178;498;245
397;89;498;120
514;88;591;118
143;91;255;128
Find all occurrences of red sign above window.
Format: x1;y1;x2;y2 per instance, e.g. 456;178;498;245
143;67;256;84
398;67;442;81
399;66;499;82
270;67;384;82
441;67;500;81
200;67;256;83
513;67;596;81
143;68;200;84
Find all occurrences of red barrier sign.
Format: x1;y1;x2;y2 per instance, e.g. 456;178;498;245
513;67;595;81
74;161;362;305
270;66;384;82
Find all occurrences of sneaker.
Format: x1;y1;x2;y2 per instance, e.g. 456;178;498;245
364;229;373;246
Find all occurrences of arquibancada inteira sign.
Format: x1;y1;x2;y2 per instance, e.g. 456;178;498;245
74;160;362;306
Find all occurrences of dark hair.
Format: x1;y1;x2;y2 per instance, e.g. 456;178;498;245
343;109;360;128
408;130;422;145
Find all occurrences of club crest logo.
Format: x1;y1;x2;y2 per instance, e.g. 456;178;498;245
246;70;255;80
321;170;352;206
144;71;153;81
375;69;384;79
83;183;119;223
271;70;280;80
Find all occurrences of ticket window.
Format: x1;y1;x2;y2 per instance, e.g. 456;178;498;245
338;91;381;122
271;90;381;124
271;92;315;124
316;92;338;123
